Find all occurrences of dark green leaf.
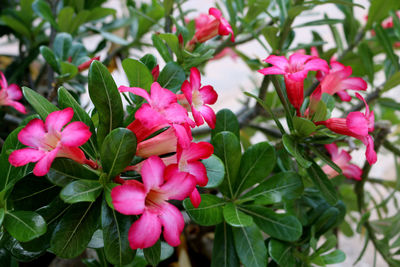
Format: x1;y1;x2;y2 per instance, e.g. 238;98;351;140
183;194;225;226
158;33;179;55
211;223;240;267
232;225;267;267
282;134;311;168
144;240;161;266
157;62;185;93
60;62;78;79
309;145;342;175
203;155;225;188
88;60;124;147
60;180;102;203
122;58;153;91
140;54;157;71
223;203;253;227
0;208;4;226
307;162;338;205
211;109;240;140
268;239;296;266
2;234;43;262
293;116;316;137
1;16;31;37
152;34;173;62
22;86;59;120
32;0;58;29
40;46;59;73
4;211;47;242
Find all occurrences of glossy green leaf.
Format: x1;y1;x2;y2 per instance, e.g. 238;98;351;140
211;109;240;140
307;162;338;205
152;34;173;62
223;203;253;227
282;134;311;168
60;180;102;203
183;194;225;226
240;206;302;242
101;128;137;179
211;223;240;267
140;54;157;71
203;155;225;188
48;159;99;187
50;201;100;258
122;58;153;91
234;142;276;196
53;33;72;61
104;182;118;209
240;171;303;204
32;0;58;29
101;200;135;265
88;60;124;147
157;62;185;93
268;239;296;266
293;116;316;137
22;86;59;120
144;240;161;266
60;62;78;78
212;131;242;198
4;211;47;242
232;225;267;267
2;233;43;262
40;46;59;73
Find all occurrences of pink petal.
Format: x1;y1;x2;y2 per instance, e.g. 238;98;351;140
355;92;371;118
289;53;312;66
181;80;193;105
162;169;196;200
61;121;91;146
340;77;367;91
6;100;26;114
199;85;217;105
324;143;339;158
342;164;362;180
185;142;214;162
136;127;177;158
159;203;185;247
190;67;201;91
119;86;151;103
0;72;8;88
18;118;46;147
6;84;22;100
199;105;217;129
336;90;352;101
57;146;86;164
258;67;287;76
191;106;205;127
128;211;162;249
8;148;45;167
127;119;166;143
304;58;329;73
364;135;377;165
141;156;165;191
189;188;201;208
162;103;191;125
264;55;288;70
150;82;177;109
135;104;169;129
45;108;73;133
111;181;146;215
187;161;208;186
209;7;221;19
346;112;368;136
33;147;60;176
172;124;192;149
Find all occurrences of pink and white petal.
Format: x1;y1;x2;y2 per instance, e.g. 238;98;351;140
162;170;196;200
336;90;352;102
6;84;22;100
6;100;26;114
141;156;165;191
190;67;201;91
185;142;214;161
57;146;86;164
111;182;146;215
45;108;73;133
128;211;162;249
189;188;201;208
342;164;362;181
340;77;367;91
264;55;288;70
181;80;193;104
8;148;45;167
199;85;218;104
61;121;91;146
199;105;216;129
209;7;222;19
187;161;208;186
119;86;151;103
159;203;184;247
150;82;177;108
136;127;177;158
33;147;60;176
258;66;286;76
18;118;46;147
346;112;368;136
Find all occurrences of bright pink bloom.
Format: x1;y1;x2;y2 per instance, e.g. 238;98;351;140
315;93;376;165
151;65;160;81
0;72;26;114
178;67;218;128
9;108;95;176
187;8;234;50
322;143;362;180
195;13;213;30
111;156;196;249
77;56;100;72
258;53;329;115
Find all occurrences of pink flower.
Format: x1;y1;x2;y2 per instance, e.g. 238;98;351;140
315;93;376;165
322;143;362;180
258;53;329;116
0;72;26;114
9;108;96;176
111;156;196;249
178;67;218;128
187;8;234;50
77;56;100;72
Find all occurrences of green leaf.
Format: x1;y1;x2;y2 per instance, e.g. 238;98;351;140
122;58;153;91
366;0;400;29
282;134;311;168
88;60;124;147
4;211;47;242
240;171;303;204
57;7;74;33
158;33;179;55
211;109;240;140
307;162;338;205
375;25;400;71
0;208;4;226
22;86;59;120
101;200;135;265
152;34;173;62
144;240;161;266
223;203;253;227
203;155;225;188
157;62;185;93
211;223;240;267
60;180;102;203
50;201;100;258
309;146;342;175
32;0;58;29
48;159;99;187
104;183;118;209
358;42;374;84
100;128;137;179
183;194;225;226
87;7;116;21
234;142;276;196
212;131;241;198
320;249;346;264
240;206;302;242
60;62;78;79
293;116;316;137
140;54;157;70
312;100;327;122
268;239;296;266
2;233;43;262
53;33;73;61
294;18;342;28
383;71;400;92
40;46;59;73
232;225;267;267
1;15;31;37
262;26;279;51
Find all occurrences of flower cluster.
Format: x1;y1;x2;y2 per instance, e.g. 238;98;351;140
0;71;26;114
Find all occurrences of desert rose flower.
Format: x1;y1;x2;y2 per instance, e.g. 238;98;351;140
315;93;376;165
178;67;218;128
9;108;96;176
0;72;26;114
322;143;362;180
111;156;196;249
258;53;329;116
